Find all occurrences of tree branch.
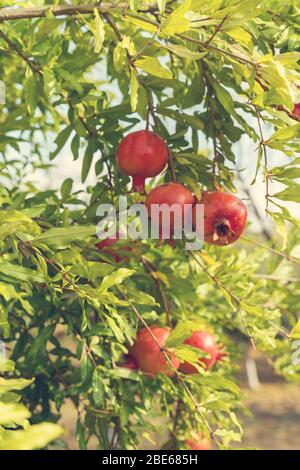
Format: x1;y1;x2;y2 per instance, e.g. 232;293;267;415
0;3;149;22
242;236;300;266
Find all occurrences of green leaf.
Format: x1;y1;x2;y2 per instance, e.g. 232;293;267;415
0;360;15;373
273;186;300;203
94;8;105;53
0;377;34;396
50;126;73;160
92;369;104;406
130;67;139;112
267;124;300;145
290;320;300;340
259;61;294;111
0;304;9;338
175;345;208;367
135;57;173;79
33;225;96;246
227;27;253;48
196;375;241;396
273;51;300;65
71;134;80;160
106;315;125;342
0;423;63;450
157;107;203;129
76;419;87;450
110;367;139;381
213;83;235;114
157;0;166;14
125;288;156;306
160;43;207;60
60;178;73;200
24;68;38;115
161;0;191;35
0;264;47;284
100;268;135;291
166;323;192;347
28;325;55;362
82;138;99;183
43;67;56;98
0;403;30;425
130;0;139;10
125;16;157;33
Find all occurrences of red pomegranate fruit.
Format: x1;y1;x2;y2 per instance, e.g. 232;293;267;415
292;103;300;118
130;325;180;377
116;130;169;193
145;182;194;239
193;191;247;246
181;330;222;373
185;433;211;451
96;231;130;263
122;356;139;370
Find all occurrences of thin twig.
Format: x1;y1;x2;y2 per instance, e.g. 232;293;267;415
0;3;156;21
255;106;270;214
242;236;300;266
237;173;272;240
202;62;220;189
205;14;229;46
0;30;42;75
255;274;299;284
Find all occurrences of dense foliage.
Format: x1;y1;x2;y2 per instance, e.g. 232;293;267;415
0;0;300;450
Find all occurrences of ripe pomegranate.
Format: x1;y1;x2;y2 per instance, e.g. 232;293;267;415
185;433;211;451
116;130;169;193
122;356;138;370
130;325;180;377
145;182;194;239
181;330;222;373
292;103;300;118
96;231;131;263
193;191;247;246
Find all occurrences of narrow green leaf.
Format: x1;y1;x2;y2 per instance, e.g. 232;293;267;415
135;57;173;79
0;264;47;284
24;69;38;115
60;178;73;200
33;225;96;246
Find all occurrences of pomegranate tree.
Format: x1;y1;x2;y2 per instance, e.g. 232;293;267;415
193;191;247;246
116;130;169;193
130;326;180;376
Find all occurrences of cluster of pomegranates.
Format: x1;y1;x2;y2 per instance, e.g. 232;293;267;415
97;129;247;450
124;325;224;377
123;325;221;450
117;130;247;245
97;129;247;261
